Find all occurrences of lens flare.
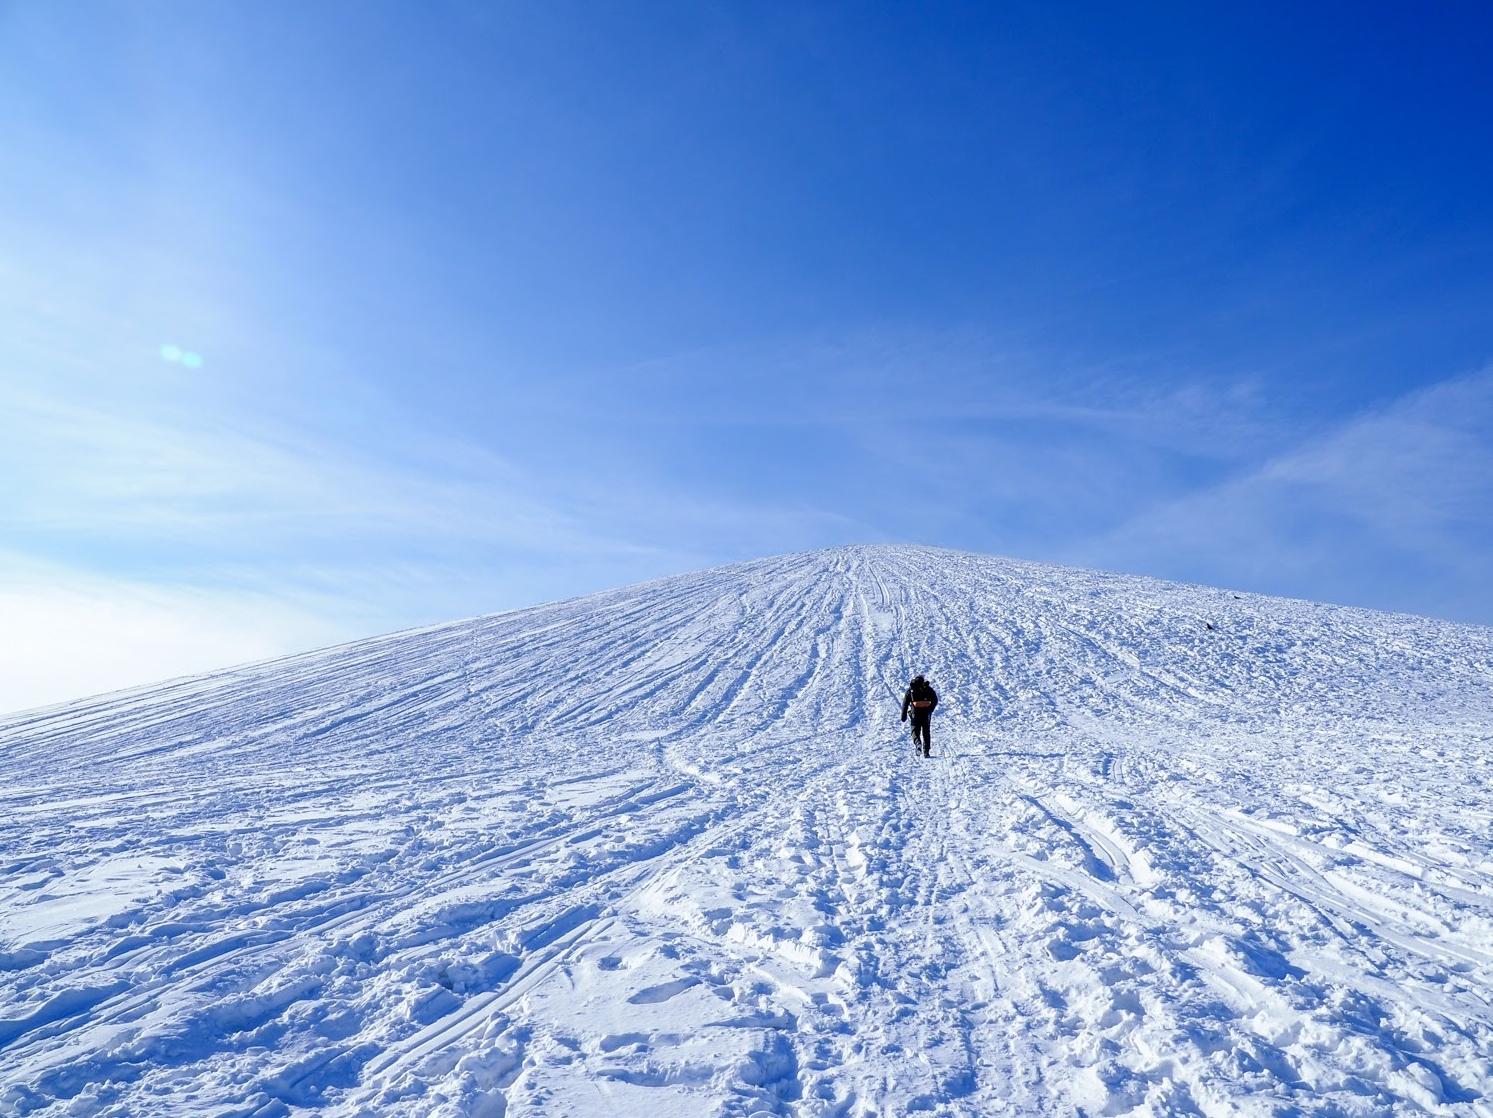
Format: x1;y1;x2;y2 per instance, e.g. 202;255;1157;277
159;344;204;368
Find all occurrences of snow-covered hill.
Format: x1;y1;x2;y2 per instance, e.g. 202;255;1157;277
3;546;1492;1117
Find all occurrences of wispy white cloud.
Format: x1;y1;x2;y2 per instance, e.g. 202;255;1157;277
558;325;1287;460
6;262;1488;719
1;381;613;549
0;333;869;709
1080;368;1493;621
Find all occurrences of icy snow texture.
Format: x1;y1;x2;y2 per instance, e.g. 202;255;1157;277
2;545;1492;1116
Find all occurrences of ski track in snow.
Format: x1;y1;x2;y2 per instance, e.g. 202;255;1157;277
2;545;1492;1116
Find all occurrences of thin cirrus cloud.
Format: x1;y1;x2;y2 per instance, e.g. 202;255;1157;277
1;378;860;565
1;379;614;550
1081;368;1493;623
0;364;868;714
0;369;637;714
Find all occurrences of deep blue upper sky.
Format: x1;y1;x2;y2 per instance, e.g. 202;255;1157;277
3;2;1493;706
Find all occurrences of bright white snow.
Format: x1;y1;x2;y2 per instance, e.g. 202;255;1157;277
2;545;1491;1116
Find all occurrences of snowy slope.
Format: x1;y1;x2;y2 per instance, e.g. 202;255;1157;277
2;545;1492;1117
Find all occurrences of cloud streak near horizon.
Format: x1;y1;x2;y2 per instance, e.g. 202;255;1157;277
1083;368;1493;619
5;314;1491;714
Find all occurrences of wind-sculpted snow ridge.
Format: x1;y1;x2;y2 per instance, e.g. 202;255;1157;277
3;546;1493;1117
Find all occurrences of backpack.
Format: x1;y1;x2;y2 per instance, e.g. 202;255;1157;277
909;678;935;708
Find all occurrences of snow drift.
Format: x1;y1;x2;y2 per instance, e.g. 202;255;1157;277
2;545;1491;1116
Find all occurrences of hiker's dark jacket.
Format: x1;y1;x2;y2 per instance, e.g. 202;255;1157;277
902;681;938;721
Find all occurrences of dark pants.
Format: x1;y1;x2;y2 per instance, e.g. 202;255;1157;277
910;713;932;753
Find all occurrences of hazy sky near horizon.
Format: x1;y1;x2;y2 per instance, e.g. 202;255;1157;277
4;2;1493;711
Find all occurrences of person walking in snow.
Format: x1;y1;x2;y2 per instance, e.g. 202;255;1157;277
902;674;938;757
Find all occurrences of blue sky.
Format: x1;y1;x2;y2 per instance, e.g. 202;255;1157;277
4;2;1493;709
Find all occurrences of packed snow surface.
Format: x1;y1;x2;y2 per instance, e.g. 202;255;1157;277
3;546;1493;1117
